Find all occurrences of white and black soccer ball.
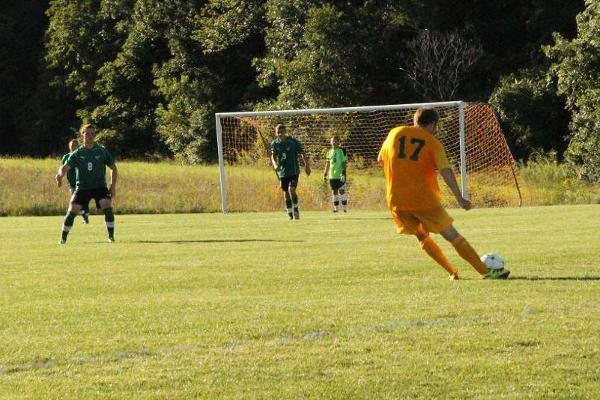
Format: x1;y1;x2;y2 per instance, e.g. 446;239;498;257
480;253;505;270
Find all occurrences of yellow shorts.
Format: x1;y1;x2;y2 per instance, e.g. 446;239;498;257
390;206;453;235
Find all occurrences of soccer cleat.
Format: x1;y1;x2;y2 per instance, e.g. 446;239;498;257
82;213;89;224
293;210;300;220
59;239;66;244
449;273;460;281
288;212;294;220
108;237;115;243
332;208;339;213
482;268;510;280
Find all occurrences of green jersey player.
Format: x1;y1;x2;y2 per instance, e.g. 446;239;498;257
56;124;118;243
323;136;348;212
270;124;311;220
61;138;90;224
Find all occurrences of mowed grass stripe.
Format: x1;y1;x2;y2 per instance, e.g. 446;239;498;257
0;205;599;399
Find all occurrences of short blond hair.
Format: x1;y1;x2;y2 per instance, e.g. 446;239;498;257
80;124;96;134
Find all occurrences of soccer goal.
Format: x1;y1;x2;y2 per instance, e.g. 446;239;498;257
215;101;524;213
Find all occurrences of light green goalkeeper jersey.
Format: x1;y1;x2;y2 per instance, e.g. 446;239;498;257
66;144;115;190
326;147;347;179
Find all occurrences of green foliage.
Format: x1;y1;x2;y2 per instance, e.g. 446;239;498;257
489;69;570;161
545;0;600;182
276;4;361;107
155;74;216;163
89;0;178;157
257;1;413;109
195;0;264;53
0;0;590;166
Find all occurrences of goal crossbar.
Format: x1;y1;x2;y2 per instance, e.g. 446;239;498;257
216;101;463;119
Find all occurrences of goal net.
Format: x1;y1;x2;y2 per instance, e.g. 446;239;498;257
215;101;525;212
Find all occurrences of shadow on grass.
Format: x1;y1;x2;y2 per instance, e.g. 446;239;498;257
133;239;305;244
332;217;390;221
509;276;600;281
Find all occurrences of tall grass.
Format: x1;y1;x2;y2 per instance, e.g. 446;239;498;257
521;158;600;205
0;157;598;216
0;158;221;216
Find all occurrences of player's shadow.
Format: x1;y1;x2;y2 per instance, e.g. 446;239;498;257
333;217;390;221
133;239;304;244
509;276;600;281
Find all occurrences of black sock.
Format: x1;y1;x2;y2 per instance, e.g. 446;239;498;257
104;207;115;238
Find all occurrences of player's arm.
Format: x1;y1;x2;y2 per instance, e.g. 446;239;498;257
108;163;118;198
323;160;330;181
377;143;387;166
341;148;348;181
435;141;471;210
439;168;471;210
300;152;311;176
270;151;279;171
55;164;71;187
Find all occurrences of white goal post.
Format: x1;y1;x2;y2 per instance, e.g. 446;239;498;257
215;101;523;213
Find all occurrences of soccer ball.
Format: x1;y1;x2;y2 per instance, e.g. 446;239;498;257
480;253;505;270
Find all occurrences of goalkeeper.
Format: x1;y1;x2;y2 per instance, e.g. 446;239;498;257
323;136;348;212
378;108;510;280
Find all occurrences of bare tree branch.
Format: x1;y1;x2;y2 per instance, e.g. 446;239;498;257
401;30;483;101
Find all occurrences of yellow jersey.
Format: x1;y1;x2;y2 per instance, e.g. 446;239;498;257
378;125;451;211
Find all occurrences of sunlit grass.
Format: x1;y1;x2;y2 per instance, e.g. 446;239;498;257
0;206;599;398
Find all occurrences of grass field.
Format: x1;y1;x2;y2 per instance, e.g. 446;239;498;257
1;205;599;399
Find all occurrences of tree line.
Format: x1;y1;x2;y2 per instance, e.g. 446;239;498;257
1;0;599;181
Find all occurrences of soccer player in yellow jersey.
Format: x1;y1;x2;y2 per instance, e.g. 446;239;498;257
378;108;510;280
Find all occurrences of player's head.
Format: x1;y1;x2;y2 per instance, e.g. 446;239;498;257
413;108;439;134
330;136;339;148
68;139;79;152
80;124;96;145
275;124;287;141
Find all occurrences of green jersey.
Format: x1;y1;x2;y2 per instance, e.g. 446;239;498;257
66;144;115;190
61;152;77;188
326;147;347;179
271;137;305;178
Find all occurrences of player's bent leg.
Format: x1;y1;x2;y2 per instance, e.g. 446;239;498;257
60;203;82;244
81;203;90;224
100;198;115;242
441;227;488;275
416;232;459;278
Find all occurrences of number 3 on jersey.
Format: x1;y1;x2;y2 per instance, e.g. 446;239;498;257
398;136;426;161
